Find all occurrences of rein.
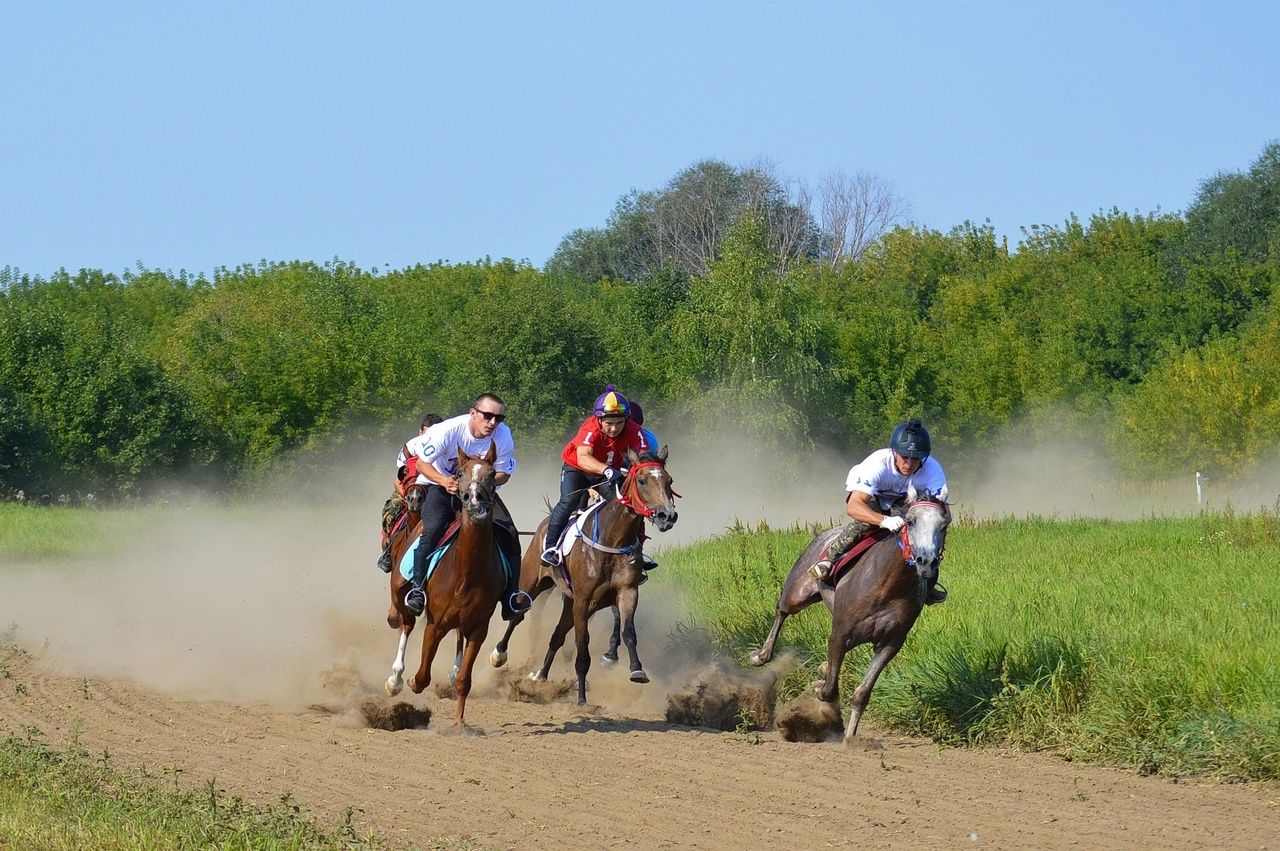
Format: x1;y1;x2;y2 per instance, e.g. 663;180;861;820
579;460;668;554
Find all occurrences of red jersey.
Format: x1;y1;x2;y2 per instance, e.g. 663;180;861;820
560;416;649;471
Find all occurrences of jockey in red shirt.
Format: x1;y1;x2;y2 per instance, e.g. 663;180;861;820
540;386;649;568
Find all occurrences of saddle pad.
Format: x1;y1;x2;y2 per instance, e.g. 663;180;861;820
397;517;462;582
829;528;893;584
555;498;608;561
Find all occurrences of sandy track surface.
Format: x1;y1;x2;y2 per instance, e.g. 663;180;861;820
3;646;1277;851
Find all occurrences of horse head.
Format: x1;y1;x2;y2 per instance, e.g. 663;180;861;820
455;442;498;522
622;446;679;532
902;483;951;586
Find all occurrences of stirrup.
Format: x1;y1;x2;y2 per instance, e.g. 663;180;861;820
540;546;561;567
508;590;533;614
377;549;392;574
404;586;425;616
925;583;948;605
808;559;833;582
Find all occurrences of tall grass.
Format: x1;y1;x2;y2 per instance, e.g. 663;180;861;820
660;513;1280;781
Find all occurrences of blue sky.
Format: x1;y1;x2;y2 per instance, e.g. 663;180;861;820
3;1;1278;279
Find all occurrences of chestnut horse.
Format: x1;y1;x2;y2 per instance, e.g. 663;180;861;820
490;447;678;704
747;484;950;742
384;443;506;729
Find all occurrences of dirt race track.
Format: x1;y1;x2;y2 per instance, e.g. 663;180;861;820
2;646;1277;851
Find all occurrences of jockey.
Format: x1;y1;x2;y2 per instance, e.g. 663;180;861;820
540;386;649;569
809;419;950;604
404;393;530;619
377;412;443;574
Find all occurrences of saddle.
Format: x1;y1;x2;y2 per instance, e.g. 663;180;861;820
828;528;894;585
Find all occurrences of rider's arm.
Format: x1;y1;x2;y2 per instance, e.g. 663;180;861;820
574;444;610;476
494;472;510;486
418;460;459;493
845;490;889;525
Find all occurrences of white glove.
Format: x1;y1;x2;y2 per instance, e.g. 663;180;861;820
878;515;905;532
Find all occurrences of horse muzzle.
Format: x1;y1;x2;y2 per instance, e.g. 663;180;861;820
910;552;939;582
653;508;678;532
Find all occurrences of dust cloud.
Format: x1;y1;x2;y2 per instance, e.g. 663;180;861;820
3;410;1278;715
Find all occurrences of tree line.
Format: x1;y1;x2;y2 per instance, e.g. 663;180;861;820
2;143;1278;499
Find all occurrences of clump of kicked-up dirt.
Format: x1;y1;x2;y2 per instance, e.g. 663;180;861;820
501;668;574;704
665;660;781;732
358;698;432;731
775;695;843;743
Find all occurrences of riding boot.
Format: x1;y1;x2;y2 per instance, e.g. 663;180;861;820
404;542;430;616
809;520;874;582
376;543;392;574
925;575;948;605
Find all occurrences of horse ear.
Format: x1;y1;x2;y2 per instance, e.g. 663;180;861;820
484;441;497;464
657;444;668;463
626;448;640;465
907;482;918;503
456;445;468;467
938;483;949;504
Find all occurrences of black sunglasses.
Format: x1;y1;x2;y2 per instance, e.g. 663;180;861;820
475;409;506;423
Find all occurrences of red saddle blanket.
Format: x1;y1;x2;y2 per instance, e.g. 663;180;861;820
829;528;894;584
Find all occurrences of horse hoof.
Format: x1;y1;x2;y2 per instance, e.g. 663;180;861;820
385;676;402;696
490;648;508;668
746;650;768;667
819;660;829;678
629;669;649;684
527;670;546;682
600;653;618;667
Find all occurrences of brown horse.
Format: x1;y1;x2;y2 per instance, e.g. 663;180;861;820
747;484;951;742
489;447;678;704
384;443;506;729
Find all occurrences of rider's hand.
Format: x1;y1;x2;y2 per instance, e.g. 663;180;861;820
443;476;460;494
602;466;620;483
878;515;905;532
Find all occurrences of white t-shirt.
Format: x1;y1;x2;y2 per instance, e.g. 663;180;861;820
396;432;429;468
844;448;947;512
413;414;517;484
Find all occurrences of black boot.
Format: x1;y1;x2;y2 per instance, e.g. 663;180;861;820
404;543;429;616
377;547;393;574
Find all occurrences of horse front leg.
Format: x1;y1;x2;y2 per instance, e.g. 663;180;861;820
531;596;574;682
572;597;592;706
614;589;647;683
385;624;411;696
409;622;445;694
450;633;464;685
747;610;788;667
844;641;902;743
601;604;621;666
815;631;851;708
453;623;489;729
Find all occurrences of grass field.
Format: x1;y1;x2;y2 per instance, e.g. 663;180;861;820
659;511;1280;781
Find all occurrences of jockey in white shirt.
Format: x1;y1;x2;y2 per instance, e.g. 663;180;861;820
809;419;950;604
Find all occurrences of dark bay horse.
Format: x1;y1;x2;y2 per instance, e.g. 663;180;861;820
747;484;950;742
384;443;505;729
490;447;678;704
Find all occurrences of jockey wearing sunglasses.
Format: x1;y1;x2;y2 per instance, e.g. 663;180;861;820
403;393;524;618
540;386;651;568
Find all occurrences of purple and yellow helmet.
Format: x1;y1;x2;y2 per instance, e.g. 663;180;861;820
593;385;630;418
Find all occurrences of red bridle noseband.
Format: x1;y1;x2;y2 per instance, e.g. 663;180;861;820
617;460;668;518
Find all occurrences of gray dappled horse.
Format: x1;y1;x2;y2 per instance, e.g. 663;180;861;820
747;484;950;742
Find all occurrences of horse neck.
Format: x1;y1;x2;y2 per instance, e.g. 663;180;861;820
593;498;642;547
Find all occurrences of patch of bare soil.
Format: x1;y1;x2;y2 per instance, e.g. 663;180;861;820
3;647;1278;850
